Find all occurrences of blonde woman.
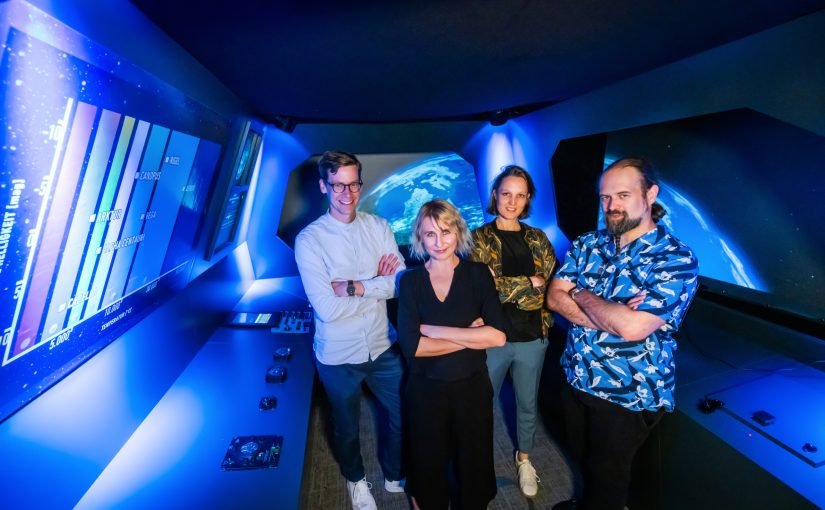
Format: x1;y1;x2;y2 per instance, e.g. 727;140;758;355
397;199;507;510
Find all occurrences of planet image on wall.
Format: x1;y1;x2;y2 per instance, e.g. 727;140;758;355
359;152;485;246
655;183;766;291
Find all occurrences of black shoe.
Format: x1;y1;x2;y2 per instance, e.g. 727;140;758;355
552;499;578;510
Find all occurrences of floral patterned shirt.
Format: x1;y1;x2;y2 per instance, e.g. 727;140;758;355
556;225;699;412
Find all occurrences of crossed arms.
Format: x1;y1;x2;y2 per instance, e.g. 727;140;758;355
546;278;664;342
330;254;401;297
414;319;505;357
294;220;404;323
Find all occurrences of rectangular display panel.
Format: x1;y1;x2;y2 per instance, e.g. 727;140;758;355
207;124;261;259
0;5;228;423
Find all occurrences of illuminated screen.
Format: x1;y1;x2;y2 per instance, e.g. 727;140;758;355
208;127;261;258
278;152;485;249
0;7;228;423
603;108;825;321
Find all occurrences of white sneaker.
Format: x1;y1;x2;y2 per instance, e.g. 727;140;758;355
347;477;377;510
384;478;405;493
515;454;540;498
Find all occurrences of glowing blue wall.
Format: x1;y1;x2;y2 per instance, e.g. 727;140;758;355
244;127;310;278
461;122;564;245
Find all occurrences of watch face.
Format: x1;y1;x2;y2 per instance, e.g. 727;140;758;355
347;281;355;296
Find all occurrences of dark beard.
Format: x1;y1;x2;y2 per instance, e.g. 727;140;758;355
606;210;641;236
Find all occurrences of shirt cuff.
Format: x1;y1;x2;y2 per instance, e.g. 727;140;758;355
360;278;375;298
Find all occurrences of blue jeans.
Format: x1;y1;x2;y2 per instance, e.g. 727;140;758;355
486;338;548;454
316;345;404;482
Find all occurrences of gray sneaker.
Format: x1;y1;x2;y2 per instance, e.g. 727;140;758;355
515;455;540;498
346;477;377;510
384;478;406;493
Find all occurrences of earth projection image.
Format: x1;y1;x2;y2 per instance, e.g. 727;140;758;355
358;152;485;247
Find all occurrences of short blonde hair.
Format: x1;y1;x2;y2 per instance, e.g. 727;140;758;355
409;199;473;260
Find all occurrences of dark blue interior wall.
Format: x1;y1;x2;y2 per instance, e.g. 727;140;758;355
513;9;825;257
246;11;825;277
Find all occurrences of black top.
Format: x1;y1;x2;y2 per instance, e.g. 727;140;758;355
495;226;543;342
397;258;507;381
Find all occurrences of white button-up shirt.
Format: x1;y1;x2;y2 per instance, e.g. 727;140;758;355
295;211;405;365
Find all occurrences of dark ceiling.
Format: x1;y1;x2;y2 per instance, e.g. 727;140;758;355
130;0;825;123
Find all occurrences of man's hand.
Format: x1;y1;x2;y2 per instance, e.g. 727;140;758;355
547;278;599;330
376;254;401;276
469;317;484;328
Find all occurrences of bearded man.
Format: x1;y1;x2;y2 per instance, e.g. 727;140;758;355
547;157;699;510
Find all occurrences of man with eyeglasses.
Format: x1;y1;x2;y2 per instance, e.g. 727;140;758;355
295;150;406;510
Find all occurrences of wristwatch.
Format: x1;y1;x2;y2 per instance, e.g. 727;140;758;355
569;287;584;300
346;280;356;297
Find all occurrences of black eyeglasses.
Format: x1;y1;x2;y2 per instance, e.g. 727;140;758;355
327;180;363;193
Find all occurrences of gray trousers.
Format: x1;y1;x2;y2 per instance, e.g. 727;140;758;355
486;338;548;454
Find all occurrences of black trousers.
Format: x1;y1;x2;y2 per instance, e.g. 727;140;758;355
406;370;497;510
562;385;664;510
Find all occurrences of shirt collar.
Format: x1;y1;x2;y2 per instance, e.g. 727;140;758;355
599;224;663;257
325;209;359;228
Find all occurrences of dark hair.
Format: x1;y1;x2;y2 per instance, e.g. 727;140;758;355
603;157;666;222
317;150;362;181
486;165;536;219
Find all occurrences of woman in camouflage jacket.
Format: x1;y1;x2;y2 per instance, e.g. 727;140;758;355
470;165;557;498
